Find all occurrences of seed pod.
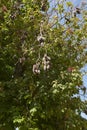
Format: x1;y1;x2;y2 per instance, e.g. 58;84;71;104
33;62;40;74
37;70;40;74
37;35;45;43
33;64;37;74
10;13;17;20
42;54;51;71
46;60;50;65
46;64;50;70
43;64;50;71
44;54;51;61
44;65;47;71
41;42;44;46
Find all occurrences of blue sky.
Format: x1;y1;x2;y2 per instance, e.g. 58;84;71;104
81;69;87;119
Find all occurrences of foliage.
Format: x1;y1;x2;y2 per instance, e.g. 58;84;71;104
0;0;87;129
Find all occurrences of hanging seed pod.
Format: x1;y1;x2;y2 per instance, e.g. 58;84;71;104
42;64;46;70
10;13;17;20
37;35;45;43
33;62;40;74
44;54;51;61
37;35;45;47
42;54;51;71
46;64;50;69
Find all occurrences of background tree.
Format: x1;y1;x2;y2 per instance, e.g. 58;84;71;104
0;0;87;130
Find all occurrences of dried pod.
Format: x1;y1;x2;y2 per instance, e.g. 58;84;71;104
41;42;44;46
44;65;47;71
37;70;40;74
46;64;50;70
42;54;51;71
46;60;50;65
44;54;51;61
42;57;45;63
43;64;50;71
33;62;40;74
33;64;38;74
10;13;17;20
37;35;45;43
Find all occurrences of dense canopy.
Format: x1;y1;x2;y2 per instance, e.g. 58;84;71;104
0;0;87;130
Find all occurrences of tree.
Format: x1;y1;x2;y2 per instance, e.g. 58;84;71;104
0;0;87;129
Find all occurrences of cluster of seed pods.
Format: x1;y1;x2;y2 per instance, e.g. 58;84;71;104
33;54;51;74
33;62;40;74
37;35;45;46
42;54;51;71
33;18;51;74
